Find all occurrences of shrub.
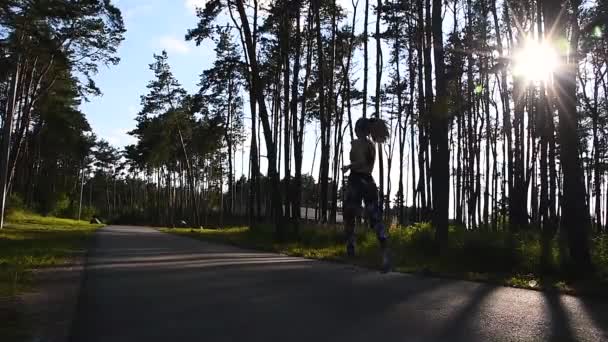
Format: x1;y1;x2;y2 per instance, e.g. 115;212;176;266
6;193;26;212
38;192;70;217
78;206;98;221
110;209;148;225
457;231;516;273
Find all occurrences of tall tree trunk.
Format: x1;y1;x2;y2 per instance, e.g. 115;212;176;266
249;99;259;225
329;0;339;224
549;117;558;228
412;0;423;221
466;0;476;228
313;0;330;223
363;0;369;118
375;0;384;211
0;60;21;229
331;108;344;223
492;99;499;231
291;5;303;234
177;126;199;226
545;0;592;270
455;76;463;224
411;114;418;221
281;4;291;222
512;76;527;228
346;0;358;142
481;1;490;227
417;0;427;220
585;76;602;231
537;1;550;232
422;0;434;219
492;0;513;231
296;8;313;229
431;0;449;252
235;0;284;236
226;79;235;217
397;24;410;225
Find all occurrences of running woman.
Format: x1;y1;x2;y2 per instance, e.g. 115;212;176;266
341;117;391;273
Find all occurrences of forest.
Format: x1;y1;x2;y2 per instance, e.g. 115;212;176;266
1;0;608;273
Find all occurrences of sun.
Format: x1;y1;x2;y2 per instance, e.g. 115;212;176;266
512;39;560;84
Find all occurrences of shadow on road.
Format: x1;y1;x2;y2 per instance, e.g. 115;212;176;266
434;284;496;340
543;290;576;342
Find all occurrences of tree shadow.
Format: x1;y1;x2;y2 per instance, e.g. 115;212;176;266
434;283;496;341
542;289;577;342
570;290;608;341
432;280;601;341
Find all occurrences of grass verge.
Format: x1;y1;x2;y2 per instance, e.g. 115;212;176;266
0;209;101;341
163;223;608;297
0;209;102;298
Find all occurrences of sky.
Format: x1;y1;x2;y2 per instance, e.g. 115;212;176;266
80;0;216;148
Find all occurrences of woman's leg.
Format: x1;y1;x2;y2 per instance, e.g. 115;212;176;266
362;178;391;271
343;178;362;256
362;180;388;244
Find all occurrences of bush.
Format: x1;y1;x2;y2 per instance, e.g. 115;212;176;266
357;222;563;276
457;231;517;273
5;208;32;222
406;223;436;254
59;203;98;222
37;192;71;217
6;193;26;212
592;234;608;279
78;206;98;222
110;209;148;225
390;222;435;257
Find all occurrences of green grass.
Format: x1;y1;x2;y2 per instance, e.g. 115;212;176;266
164;223;608;296
0;209;102;298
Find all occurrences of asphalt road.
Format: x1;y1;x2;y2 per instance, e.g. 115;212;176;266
69;226;608;342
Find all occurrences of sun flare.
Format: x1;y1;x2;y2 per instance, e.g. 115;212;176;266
513;39;560;83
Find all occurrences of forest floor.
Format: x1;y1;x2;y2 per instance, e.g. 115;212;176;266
164;223;608;297
0;210;101;341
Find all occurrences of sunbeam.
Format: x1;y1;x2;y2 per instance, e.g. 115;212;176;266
513;39;560;84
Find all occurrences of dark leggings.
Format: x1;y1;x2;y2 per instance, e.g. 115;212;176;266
343;173;387;246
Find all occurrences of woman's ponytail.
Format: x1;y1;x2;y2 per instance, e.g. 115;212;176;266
354;117;390;143
367;118;389;143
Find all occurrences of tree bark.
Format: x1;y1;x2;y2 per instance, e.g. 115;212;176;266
312;0;330;223
431;0;449;252
234;0;284;236
545;0;592;270
0;60;21;229
291;4;303;234
375;0;384;211
363;0;369;118
281;3;291;222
